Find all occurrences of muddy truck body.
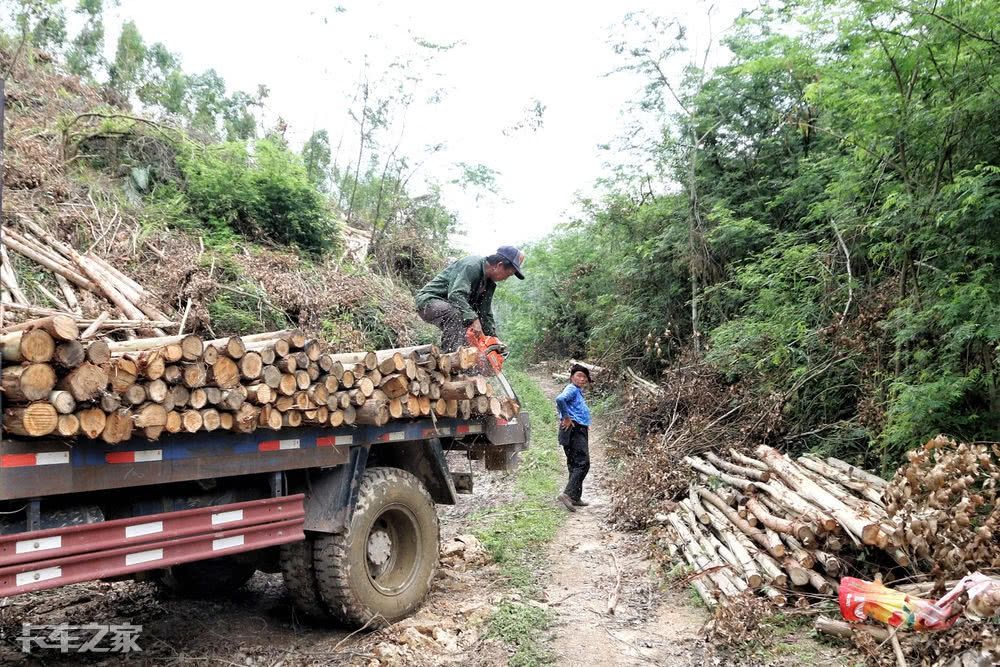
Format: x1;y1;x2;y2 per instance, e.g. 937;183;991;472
0;406;529;626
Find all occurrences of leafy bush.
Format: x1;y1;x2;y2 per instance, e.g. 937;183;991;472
176;138;336;254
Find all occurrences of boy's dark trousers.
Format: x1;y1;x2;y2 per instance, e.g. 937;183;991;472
558;424;590;502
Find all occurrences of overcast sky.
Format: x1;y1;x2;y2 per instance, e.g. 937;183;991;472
108;0;751;253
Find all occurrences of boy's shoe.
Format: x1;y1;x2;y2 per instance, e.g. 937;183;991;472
572;498;590;507
557;493;577;512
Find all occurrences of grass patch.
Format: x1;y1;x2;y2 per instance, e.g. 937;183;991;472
487;601;554;667
474;368;564;665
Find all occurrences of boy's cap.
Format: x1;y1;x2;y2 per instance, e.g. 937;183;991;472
569;364;592;382
496;245;526;280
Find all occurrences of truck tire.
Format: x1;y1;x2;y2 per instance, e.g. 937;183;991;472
280;537;329;620
313;467;439;627
156;556;257;596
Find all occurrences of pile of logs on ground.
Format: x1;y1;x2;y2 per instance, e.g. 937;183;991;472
2;318;518;443
664;445;896;609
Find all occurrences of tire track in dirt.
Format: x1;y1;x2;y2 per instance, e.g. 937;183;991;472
534;371;707;666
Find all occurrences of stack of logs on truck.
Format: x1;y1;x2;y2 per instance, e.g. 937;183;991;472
1;316;519;443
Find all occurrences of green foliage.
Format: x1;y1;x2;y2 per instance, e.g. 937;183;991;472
487;601;553;666
301;130;331;190
175;138;336;253
501;0;1000;468
109;20;146;97
64;0;104;77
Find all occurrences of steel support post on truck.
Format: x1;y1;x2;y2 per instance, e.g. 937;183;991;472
0;409;529;627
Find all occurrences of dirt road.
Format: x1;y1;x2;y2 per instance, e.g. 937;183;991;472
535;374;707;666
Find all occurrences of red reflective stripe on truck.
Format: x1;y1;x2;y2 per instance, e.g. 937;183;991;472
0;452;69;467
106;450;162;464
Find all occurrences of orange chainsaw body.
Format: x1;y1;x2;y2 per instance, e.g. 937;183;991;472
465;328;507;375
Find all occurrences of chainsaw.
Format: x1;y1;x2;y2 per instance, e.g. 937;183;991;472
465;327;518;402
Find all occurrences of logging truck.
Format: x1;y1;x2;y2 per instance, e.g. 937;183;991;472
0;330;530;627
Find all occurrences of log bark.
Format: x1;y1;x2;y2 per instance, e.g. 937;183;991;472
745;497;817;546
3;363;57;401
4;402;58;436
48;390;76;415
757;445;881;547
814;616;890;642
697;487;785;560
1;328;55;362
704;451;770;482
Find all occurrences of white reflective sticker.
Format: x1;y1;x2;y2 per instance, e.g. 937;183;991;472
278;439;300;450
468;424;483;433
386;432;404;441
134;449;162;462
124;548;164;566
35;451;69;465
334;435;353;445
211;509;243;526
438;427;452;436
16;566;62;586
212;535;245;551
15;535;61;554
125;521;163;538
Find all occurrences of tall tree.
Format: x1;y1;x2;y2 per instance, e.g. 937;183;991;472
301;129;331;190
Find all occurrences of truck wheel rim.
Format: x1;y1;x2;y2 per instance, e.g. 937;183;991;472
365;504;421;596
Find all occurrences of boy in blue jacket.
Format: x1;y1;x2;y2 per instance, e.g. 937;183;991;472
555;364;592;511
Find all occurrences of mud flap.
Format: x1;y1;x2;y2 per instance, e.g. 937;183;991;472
302;446;369;534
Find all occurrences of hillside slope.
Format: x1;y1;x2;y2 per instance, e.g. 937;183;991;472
1;45;430;348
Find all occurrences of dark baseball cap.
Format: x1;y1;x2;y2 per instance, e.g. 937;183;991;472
496;245;526;279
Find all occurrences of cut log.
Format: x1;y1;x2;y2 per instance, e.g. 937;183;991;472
122;384;147;406
261;365;282;389
295;370;311;391
246;384;273;405
181;410;203;433
276;356;297;373
824;456;888;490
704;451;770;482
183;362;208;389
208;357;240;388
54;340;85;369
201;344;219;366
162;343;184;363
77;407;107;439
219;411;235;431
146;379;168;404
745;497;817;546
85;339;111;365
3;363;57;401
232;404;259;433
48;390;76;415
355;399;390;426
282;411;303;428
133;403;167;428
57;413;80;437
58;362;108;401
180;335;204;361
259;347;276;366
188;388;208;409
440;380;475;400
201;409;221;432
756;445;880;547
169;385;190;408
238;351;263;380
133;350;166;381
222;336;246;359
3;403;58;436
697;487;785;560
219;389;245;412
1;328;55;362
101;409;134;444
107;358;138;393
814;616;890;642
